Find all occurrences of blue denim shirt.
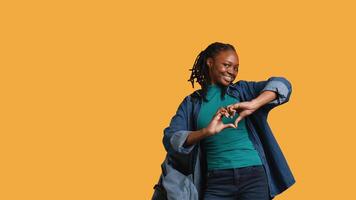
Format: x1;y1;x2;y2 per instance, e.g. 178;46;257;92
153;77;296;200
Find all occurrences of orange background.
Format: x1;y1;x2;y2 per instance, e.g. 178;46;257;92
1;0;356;199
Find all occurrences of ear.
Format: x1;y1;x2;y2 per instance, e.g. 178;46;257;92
206;57;213;69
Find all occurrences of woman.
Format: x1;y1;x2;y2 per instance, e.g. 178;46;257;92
153;42;295;200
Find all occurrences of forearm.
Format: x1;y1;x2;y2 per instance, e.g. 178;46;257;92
251;90;277;109
182;92;277;148
182;128;209;147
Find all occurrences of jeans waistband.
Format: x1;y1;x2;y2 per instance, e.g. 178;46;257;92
207;165;264;175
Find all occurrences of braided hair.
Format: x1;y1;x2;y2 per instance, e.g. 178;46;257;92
188;42;236;101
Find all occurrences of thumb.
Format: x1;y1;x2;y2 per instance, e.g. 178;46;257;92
223;123;236;129
213;112;222;121
234;116;244;128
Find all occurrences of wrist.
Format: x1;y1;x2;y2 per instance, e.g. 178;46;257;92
202;127;212;137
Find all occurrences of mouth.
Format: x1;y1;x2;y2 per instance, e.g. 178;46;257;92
223;75;234;82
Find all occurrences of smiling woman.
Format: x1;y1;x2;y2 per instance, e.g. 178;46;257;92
188;43;239;102
152;42;295;200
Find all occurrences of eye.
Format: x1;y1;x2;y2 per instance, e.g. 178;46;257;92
223;63;230;67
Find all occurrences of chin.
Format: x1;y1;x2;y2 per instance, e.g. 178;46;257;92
219;80;230;86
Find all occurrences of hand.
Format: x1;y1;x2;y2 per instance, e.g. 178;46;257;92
226;101;259;128
204;107;236;136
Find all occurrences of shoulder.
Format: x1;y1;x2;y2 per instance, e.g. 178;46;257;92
175;90;201;108
187;89;203;101
230;80;251;91
232;80;249;87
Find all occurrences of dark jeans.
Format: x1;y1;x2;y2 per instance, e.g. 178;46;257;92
203;165;270;200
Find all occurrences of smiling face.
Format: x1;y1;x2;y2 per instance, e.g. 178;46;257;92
206;50;239;86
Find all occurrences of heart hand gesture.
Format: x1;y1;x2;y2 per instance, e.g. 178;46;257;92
204;107;236;136
226;101;259;128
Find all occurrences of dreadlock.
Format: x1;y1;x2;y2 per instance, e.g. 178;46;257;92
188;42;236;101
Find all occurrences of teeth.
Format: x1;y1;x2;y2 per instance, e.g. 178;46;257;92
224;76;232;81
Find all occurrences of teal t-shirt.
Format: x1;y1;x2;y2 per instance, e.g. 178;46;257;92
198;84;262;170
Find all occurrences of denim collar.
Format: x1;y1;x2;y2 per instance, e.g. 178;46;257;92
191;83;240;100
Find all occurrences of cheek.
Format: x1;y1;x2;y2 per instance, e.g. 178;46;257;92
216;67;227;74
212;67;223;75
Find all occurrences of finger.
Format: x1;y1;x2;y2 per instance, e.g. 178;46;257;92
227;105;235;111
221;107;228;112
217;107;229;118
216;107;225;114
230;110;236;118
228;105;239;118
222;110;230;118
223;123;236;129
226;106;233;117
232;103;239;109
234;116;243;127
213;112;223;120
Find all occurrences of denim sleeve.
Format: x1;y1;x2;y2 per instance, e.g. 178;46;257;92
246;76;292;111
162;96;195;155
